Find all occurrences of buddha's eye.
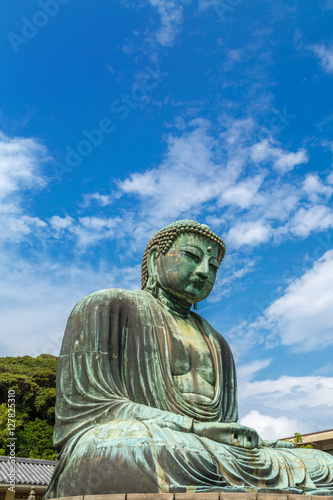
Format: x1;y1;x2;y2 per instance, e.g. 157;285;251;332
209;258;219;271
183;250;201;263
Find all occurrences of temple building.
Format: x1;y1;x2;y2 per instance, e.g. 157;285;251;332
0;457;56;500
284;429;333;455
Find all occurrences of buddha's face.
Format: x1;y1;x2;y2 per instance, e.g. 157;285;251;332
154;233;221;304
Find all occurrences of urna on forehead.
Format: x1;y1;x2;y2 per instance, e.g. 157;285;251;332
141;219;226;289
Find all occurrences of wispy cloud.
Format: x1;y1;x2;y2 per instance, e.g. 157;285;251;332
240;410;299;440
81;192;114;208
240;375;333;413
227;221;271;248
54;115;333;259
252;250;333;352
2;117;330;255
251;138;308;173
0;254;141;356
219;175;264;208
122;0;184;55
237;358;273;382
0;215;47;243
118;119;220;224
237;359;333;437
147;0;184;47
288;205;333;237
303;173;333;202
309;43;333;74
115;118;310;238
0;131;49;243
0;131;48;202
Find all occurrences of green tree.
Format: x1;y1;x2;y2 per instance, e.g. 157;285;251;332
0;354;58;459
17;418;56;460
292;432;313;449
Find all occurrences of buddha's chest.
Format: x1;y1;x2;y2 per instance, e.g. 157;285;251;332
168;315;215;387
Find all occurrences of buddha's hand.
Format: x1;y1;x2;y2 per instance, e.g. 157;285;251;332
193;422;259;449
258;438;295;449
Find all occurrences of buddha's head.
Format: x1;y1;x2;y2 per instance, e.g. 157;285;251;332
141;220;226;307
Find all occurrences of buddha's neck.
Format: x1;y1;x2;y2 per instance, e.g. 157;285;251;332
157;288;192;318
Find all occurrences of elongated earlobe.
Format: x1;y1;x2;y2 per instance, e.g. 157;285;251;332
146;275;157;296
146;246;159;297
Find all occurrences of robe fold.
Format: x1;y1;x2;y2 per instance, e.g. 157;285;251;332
44;289;333;498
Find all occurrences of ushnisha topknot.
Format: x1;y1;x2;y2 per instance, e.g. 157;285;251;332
141;220;226;290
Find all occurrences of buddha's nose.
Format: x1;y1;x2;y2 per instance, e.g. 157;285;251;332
195;260;209;279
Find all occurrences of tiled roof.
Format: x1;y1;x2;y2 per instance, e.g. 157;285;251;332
0;456;56;486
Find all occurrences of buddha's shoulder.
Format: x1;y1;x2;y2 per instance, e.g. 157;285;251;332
70;289;151;315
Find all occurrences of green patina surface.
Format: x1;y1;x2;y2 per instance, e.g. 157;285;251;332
44;220;333;498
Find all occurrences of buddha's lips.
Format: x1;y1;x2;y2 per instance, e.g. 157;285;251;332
190;279;208;288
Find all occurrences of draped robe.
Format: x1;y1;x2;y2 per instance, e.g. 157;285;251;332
45;289;333;497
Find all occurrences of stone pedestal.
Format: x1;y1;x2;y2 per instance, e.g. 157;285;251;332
51;492;333;500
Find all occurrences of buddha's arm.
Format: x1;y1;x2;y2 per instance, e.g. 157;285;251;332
111;400;193;433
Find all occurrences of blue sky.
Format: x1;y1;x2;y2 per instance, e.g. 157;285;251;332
1;0;333;439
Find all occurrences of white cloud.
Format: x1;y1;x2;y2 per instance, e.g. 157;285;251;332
219;175;264;208
0;255;141;356
238;372;333;436
254;250;333;351
69;216;123;246
148;0;183;47
0;118;316;255
327;171;333;184
0;215;47;243
314;362;333;376
309;43;333;74
251;138;308;173
240;410;299;440
240;375;333;411
303;173;333;202
84;117;329;251
227;49;242;62
120;0;184;59
0;131;49;242
81;192;113;207
2;119;331;280
119;120;223;224
118;118;305;232
227;221;271;248
237;358;272;382
274;150;308;172
48;215;74;232
236;359;333;436
288;205;333;237
0;213;125;247
0;131;47;201
197;0;216;9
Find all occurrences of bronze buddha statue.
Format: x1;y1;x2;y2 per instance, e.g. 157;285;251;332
45;220;333;497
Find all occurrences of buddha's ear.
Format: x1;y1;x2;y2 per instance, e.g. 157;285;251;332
147;245;159;280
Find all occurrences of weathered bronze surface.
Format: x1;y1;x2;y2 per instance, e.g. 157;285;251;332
44;220;333;498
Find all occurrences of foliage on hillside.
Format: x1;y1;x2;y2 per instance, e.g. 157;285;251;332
0;354;58;460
